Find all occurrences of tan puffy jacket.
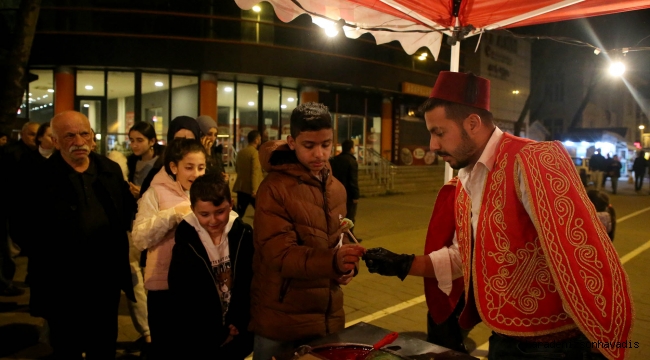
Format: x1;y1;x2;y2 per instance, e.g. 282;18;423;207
250;140;349;342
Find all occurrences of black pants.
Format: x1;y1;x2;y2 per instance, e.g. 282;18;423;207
147;290;178;360
635;173;645;191
488;332;608;360
426;296;467;353
236;192;256;217
46;286;121;360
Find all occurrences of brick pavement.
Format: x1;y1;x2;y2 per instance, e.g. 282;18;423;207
2;178;650;359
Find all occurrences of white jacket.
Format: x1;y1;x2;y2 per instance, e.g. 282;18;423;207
132;167;190;290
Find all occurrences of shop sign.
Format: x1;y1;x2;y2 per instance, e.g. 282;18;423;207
401;82;432;98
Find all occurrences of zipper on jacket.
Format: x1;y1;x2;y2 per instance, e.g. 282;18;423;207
278;278;292;303
320;168;333;334
188;243;220;296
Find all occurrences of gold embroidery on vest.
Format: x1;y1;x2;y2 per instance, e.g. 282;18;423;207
478;139;567;328
456;187;472;297
519;141;632;359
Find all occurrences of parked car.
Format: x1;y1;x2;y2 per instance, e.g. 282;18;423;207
572;157;591;186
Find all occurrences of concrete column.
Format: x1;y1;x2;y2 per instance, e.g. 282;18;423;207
300;86;319;104
200;73;218;121
381;97;393;161
54;66;75;115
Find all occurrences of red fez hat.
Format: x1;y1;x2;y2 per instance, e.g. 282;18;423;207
429;71;490;111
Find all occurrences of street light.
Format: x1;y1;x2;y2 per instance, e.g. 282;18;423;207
640;125;645;145
609;61;625;76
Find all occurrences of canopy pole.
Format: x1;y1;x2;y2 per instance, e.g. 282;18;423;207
444;31;461;183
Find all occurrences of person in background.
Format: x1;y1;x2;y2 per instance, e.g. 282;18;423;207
250;103;365;360
0;132;9;147
330;139;361;241
35;123;55;160
363;71;633;360
127;121;164;199
589;149;606;190
169;172;254;359
89;128;98;152
232;130;262;217
196;115;226;177
132;138;207;360
587;189;616;241
0;121;39;297
633;150;647;193
607;154;623;194
138;116;202;195
21;111;135;359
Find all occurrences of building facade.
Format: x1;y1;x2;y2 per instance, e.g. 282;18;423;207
13;0;531;166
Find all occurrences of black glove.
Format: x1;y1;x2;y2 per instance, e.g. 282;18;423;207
363;247;415;281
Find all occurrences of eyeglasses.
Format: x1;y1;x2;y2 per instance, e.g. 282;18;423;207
63;132;92;141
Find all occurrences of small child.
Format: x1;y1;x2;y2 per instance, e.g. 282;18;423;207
587;189;616;241
168;172;254;359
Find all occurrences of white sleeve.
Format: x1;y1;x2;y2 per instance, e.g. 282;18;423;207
132;188;184;251
428;232;463;295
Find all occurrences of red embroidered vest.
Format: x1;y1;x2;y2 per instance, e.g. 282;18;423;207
455;133;633;360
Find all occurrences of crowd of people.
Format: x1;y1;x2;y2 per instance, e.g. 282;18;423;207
0;72;638;360
0;105;365;360
589;148;649;194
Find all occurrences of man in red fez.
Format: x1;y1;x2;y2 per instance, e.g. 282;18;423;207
364;71;634;360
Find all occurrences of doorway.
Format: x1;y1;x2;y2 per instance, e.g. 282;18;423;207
77;97;107;154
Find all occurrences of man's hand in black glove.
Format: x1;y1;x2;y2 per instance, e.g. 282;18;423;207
363;247;415;281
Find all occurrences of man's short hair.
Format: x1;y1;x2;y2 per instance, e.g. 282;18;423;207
190;172;231;207
248;130;260;144
290;102;332;138
22;121;38;133
418;98;493;125
341;139;354;154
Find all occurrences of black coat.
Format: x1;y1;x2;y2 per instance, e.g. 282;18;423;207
21;151;136;317
168;217;254;359
1;141;39;250
330;152;360;201
633;156;648;174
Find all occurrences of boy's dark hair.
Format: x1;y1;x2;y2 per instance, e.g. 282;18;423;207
290;102;332;138
341;139;354;154
190;172;231;207
163;138;207;176
418;98;493;125
247;130;260;144
35;123;50;148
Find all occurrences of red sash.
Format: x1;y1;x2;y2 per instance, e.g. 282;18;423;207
423;178;464;324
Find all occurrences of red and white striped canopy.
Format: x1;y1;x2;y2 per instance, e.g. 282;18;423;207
235;0;650;57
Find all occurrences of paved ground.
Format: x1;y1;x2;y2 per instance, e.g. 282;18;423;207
1;178;649;359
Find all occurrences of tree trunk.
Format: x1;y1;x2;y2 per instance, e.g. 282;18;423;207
0;0;42;130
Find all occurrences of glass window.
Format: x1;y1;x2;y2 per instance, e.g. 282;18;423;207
79;99;103;152
236;83;258;149
280;88;297;140
262;86;280;142
107;71;135;154
77;70;105;96
142;73;169;143
171;75;199;119
218;81;235;166
28;69;54;123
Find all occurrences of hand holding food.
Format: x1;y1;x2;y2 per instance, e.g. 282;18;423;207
335;244;365;274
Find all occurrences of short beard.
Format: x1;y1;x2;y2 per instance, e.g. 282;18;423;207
449;127;477;170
